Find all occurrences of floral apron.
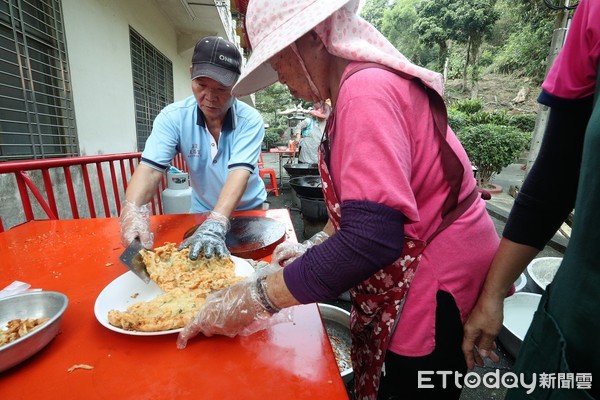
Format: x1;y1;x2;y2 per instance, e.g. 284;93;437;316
319;63;479;400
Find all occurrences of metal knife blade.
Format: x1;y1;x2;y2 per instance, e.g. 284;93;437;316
119;238;151;283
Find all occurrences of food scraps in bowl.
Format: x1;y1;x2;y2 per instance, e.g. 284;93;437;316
0;291;69;373
318;303;353;384
527;257;562;292
0;318;49;346
328;332;352;373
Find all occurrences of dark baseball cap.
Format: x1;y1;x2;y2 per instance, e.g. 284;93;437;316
191;36;242;87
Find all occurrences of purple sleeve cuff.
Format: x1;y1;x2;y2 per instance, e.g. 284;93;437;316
283;200;405;304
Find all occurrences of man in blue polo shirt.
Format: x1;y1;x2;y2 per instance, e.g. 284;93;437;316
119;36;267;259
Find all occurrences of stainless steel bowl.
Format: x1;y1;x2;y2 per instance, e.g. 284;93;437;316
0;291;69;372
317;303;353;384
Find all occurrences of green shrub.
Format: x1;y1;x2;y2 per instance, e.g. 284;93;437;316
458;124;531;188
448;108;468;134
263;130;281;149
466;110;514;126
478;49;494;68
452;98;484;114
509;113;537;133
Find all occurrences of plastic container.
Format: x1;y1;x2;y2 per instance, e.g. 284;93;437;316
162;171;192;214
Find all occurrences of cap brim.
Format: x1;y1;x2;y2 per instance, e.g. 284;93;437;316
192;63;239;87
232;0;355;97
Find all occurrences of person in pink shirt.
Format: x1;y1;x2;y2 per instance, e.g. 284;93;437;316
176;1;499;398
463;0;600;398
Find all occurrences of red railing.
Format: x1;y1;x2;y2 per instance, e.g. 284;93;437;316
0;152;188;232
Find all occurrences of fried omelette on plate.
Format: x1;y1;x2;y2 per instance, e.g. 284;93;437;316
107;243;244;332
107;288;205;332
140;242;244;294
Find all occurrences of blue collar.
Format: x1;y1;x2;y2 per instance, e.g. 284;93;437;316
196;101;237;131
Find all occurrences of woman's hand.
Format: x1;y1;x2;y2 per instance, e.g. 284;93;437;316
272;230;329;266
176;270;294;349
461;292;504;369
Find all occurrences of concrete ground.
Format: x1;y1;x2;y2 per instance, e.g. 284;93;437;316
259;153;566;399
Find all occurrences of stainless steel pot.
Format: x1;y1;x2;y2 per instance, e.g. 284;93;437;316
317;303;353;385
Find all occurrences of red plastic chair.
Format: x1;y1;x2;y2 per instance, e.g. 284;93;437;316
258;153;279;196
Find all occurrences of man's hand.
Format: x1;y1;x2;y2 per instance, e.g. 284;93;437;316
179;211;230;259
118;200;154;249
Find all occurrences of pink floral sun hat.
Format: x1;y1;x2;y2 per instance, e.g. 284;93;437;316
232;0;444;98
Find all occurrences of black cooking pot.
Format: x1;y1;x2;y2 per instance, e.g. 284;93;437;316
283;163;319;178
289;175;324;198
298;195;328;222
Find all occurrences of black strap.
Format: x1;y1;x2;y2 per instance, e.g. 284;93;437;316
426;187;479;244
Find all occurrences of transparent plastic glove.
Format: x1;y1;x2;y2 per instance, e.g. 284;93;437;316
272;230;329;266
179;211;230;259
176;272;294;348
245;258;271;272
118;200;154;249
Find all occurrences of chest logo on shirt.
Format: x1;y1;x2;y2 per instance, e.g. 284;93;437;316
188;143;200;157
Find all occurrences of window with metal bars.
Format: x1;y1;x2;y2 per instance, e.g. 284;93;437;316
0;0;78;161
129;27;174;152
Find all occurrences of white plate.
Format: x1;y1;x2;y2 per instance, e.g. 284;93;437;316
502;292;541;341
94;256;254;336
499;292;542;358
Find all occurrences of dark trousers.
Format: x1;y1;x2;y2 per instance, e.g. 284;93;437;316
377;290;467;400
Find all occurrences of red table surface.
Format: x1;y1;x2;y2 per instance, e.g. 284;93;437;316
0;209;348;399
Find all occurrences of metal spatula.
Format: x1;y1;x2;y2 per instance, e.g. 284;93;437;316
119;238;151;283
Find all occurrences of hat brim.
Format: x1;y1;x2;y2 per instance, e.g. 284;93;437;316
232;0;355;97
192;63;239;87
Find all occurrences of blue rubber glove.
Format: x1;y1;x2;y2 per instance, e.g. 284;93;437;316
178;211;230;259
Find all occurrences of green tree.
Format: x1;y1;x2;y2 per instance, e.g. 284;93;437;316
415;0;453;72
415;0;498;90
381;0;436;66
360;0;392;31
254;83;315;147
449;0;498;90
254;82;296;145
491;0;556;84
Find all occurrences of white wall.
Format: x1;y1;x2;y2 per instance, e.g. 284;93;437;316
0;0;231;230
61;0;195;156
